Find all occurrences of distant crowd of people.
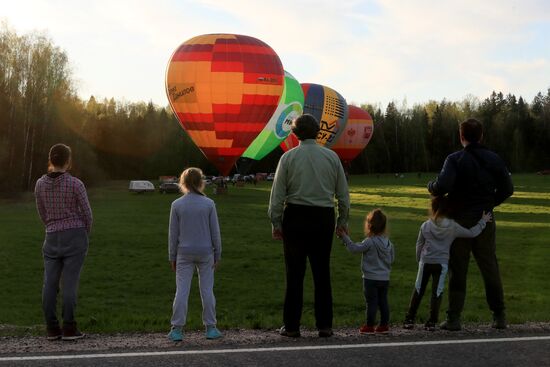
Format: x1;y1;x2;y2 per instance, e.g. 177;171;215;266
35;115;513;341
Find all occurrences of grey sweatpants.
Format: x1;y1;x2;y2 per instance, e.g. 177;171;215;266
42;228;88;328
171;253;217;327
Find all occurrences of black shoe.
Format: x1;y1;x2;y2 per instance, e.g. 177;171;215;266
424;321;436;331
440;319;461;331
279;326;300;338
403;318;415;329
318;328;334;337
492;313;507;329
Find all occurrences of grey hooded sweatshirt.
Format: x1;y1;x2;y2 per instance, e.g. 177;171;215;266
342;235;394;281
168;192;222;262
416;217;487;264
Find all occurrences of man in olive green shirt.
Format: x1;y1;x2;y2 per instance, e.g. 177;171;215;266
268;114;350;338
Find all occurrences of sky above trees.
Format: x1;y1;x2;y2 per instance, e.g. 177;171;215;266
2;0;550;108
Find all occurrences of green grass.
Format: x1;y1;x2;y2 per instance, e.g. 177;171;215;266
1;174;549;335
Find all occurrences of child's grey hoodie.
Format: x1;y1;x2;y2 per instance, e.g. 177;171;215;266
417;217;487;264
342;234;394;281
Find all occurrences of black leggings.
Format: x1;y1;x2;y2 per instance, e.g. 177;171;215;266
405;263;444;323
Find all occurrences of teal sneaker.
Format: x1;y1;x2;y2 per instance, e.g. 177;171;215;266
168;327;183;342
206;325;222;340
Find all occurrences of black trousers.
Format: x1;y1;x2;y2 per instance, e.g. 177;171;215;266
282;203;335;331
448;219;505;319
405;263;444;323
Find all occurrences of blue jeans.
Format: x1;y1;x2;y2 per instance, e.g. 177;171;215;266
363;279;390;327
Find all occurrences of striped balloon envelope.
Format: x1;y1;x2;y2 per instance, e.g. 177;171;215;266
331;105;374;163
166;34;284;175
242;71;304;160
280;83;348;152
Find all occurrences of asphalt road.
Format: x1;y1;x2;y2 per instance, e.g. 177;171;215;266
2;336;550;367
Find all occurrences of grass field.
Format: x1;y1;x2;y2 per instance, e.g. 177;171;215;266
1;174;549;335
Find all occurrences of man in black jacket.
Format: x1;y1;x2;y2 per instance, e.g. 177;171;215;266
428;118;513;331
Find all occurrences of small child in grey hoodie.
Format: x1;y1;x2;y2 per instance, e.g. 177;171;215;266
339;208;394;334
403;195;492;330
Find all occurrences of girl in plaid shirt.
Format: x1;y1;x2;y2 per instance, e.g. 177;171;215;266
35;144;92;340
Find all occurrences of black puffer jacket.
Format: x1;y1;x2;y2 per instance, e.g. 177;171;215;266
428;143;514;220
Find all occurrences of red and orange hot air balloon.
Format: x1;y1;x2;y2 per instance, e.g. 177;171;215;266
331;105;374;164
166;34;284;175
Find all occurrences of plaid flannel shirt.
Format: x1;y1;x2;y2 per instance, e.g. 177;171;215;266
35;173;93;234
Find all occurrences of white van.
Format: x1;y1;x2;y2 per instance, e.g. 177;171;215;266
129;180;155;193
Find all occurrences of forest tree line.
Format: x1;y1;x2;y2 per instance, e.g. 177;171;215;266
2;25;550;193
355;91;550;175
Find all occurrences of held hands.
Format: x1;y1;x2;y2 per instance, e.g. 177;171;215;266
213;260;220;270
335;225;348;238
482;211;493;223
272;228;283;241
170;261;176;272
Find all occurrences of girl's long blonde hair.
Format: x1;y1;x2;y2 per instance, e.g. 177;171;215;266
178;167;205;196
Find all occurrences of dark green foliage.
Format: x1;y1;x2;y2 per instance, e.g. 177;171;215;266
355;92;550;174
0;25;210;192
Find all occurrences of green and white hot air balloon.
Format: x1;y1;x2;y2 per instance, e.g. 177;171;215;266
241;71;304;160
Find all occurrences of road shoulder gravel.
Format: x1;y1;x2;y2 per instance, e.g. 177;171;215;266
2;322;550;356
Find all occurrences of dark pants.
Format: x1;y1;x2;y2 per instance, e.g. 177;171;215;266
364;279;390;327
405;263;444;323
448;219;505;320
42;228;88;328
282;204;335;331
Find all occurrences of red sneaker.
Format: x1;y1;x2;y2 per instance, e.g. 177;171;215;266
359;325;375;334
375;325;390;334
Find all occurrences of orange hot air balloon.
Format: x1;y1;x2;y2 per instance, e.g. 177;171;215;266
166;34;285;175
331;105;374;163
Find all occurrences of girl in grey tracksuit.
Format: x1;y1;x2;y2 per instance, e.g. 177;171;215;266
404;196;492;330
168;168;222;341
